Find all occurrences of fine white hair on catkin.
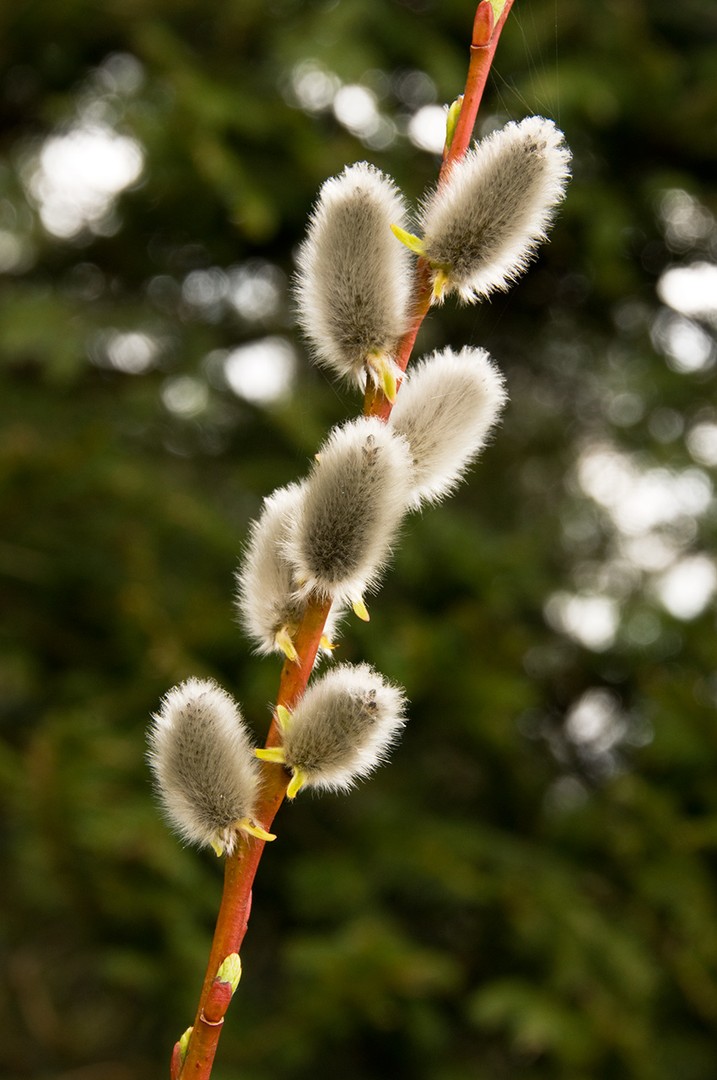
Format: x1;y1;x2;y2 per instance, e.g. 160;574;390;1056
419;116;571;302
148;678;260;854
285;417;413;606
295;162;413;388
283;663;407;792
235;483;307;656
236;483;344;658
389;346;508;509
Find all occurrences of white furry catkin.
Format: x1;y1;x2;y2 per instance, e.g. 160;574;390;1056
282;663;406;794
235;483;306;657
390;346;508;508
235;483;343;660
285;417;412;611
419;116;571;302
295;162;412;391
148;678;263;854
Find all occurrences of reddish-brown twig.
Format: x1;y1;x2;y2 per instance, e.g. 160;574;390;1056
447;1;516;173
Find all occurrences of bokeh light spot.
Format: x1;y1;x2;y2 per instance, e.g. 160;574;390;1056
224;337;296;405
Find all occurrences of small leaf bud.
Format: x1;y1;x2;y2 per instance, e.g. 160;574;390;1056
419;116;571;302
285;417;412;607
148;678;261;855
445;96;463;152
473;1;495;47
390;346;507;508
216;953;242;993
178;1026;193;1063
280;663;407;794
295;162;413;390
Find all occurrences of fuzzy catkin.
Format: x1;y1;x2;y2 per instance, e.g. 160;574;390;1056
295;162;412;388
148;678;260;854
285;417;412;606
420;116;571;302
283;663;406;792
235;483;307;656
236;483;343;658
390;346;508;508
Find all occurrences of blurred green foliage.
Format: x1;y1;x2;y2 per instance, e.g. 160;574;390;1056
1;1;717;1077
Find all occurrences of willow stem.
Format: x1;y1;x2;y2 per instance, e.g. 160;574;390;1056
175;3;515;1075
446;0;516;174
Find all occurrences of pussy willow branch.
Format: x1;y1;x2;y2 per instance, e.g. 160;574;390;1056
176;4;514;1075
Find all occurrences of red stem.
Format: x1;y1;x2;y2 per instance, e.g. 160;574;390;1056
446;1;516;173
176;3;515;1075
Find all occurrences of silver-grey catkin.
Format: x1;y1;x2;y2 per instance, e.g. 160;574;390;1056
420;116;571;302
295;162;412;388
285;417;412;607
236;483;343;658
148;678;260;854
235;483;306;656
284;663;407;792
390;346;508;508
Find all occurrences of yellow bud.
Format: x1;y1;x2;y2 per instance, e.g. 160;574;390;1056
238;818;276;842
216;953;242;992
255;747;287;765
432;268;450;302
275;626;299;664
287;768;308;800
178;1027;193;1061
276;704;292;731
445;97;462;151
390;223;425;256
367;351;398;404
351;597;370;622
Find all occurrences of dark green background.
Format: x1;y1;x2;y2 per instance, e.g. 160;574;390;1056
2;1;716;1077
